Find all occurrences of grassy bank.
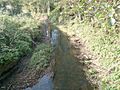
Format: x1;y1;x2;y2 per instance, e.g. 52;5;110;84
59;19;120;89
52;0;120;89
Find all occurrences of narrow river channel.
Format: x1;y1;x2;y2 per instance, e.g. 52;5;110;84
53;30;93;90
0;29;94;90
25;29;94;90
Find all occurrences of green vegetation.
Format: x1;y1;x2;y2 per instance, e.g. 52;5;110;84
29;43;53;70
62;21;120;89
53;0;120;89
0;0;54;64
0;0;120;89
0;0;44;77
0;15;41;65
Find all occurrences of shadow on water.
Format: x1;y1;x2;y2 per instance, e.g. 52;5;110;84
0;26;97;90
25;28;97;90
53;30;95;90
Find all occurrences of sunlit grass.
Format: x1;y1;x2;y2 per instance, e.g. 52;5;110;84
60;19;120;89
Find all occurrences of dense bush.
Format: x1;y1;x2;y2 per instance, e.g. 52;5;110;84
15;40;32;56
0;48;19;64
0;15;42;64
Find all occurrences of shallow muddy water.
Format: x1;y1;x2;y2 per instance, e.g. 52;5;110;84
53;31;93;90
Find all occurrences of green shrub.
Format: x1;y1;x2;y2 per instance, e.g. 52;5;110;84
34;43;52;52
29;44;52;70
0;14;42;64
15;40;32;56
0;47;19;64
